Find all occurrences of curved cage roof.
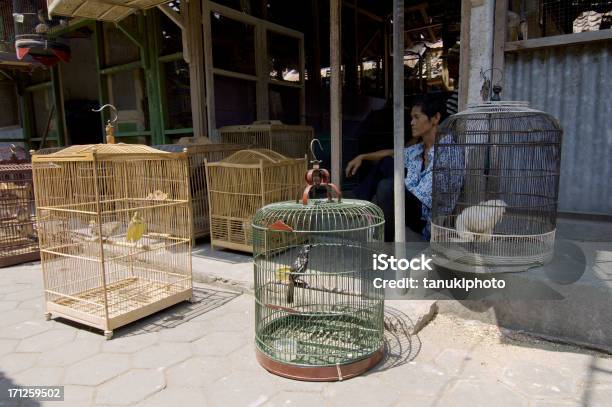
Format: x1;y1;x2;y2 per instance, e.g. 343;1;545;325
252;199;385;233
221;149;289;164
32;143;181;161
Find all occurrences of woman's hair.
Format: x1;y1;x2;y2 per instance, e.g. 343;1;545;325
412;93;448;122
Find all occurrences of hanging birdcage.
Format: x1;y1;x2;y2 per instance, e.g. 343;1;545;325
430;91;563;273
154;142;246;239
252;149;385;381
0;145;39;267
219;121;314;159
31;143;192;339
12;0;70;66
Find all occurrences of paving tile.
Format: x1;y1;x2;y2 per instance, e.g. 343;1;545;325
132;342;192;369
0;320;52;340
102;334;159;354
268;391;326;407
38;340;102;367
64;353;131;386
11;367;64;386
15;329;76;353
586;384;612;407
165;357;232;388
204;370;279;407
56;385;95;407
191;331;250;357
136;387;208;407
3;289;42;302
437;379;528;407
0;301;18;312
157;322;209;342
0;353;39;375
16;298;44;311
201;312;253;333
94;369;166;405
502;360;579;398
0;310;37;328
381;361;451;398
324;375;400;406
0;339;18;358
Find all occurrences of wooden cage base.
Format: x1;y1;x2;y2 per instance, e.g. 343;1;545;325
256;346;384;381
0;250;40;267
46;277;192;334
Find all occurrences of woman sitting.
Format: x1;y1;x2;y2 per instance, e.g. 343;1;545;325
346;94;460;242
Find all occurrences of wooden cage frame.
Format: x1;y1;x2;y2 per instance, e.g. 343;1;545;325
0;149;39;267
31;144;193;339
205;149;306;253
218;121;314;159
154;143;247;239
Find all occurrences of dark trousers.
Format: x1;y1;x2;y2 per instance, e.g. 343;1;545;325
353;156;426;242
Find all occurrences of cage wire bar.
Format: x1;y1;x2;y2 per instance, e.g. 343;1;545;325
0;146;39;267
205;149;306;253
218;121;314;159
154;143;246;239
252;198;385;381
430;100;562;273
31;144;193;339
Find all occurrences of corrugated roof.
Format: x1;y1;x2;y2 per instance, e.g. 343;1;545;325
47;0;168;22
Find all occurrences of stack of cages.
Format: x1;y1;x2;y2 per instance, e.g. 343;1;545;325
205;149;306;252
0;146;39;267
154;142;246;239
252;189;386;380
430;100;563;272
218;121;314;159
31;144;192;339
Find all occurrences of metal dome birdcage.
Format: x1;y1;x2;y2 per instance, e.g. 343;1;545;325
252;150;385;381
430;95;563;273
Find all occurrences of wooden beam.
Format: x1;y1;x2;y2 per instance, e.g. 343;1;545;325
186;0;207;137
504;29;612;52
458;0;471;111
94;21;110;142
492;0;507;75
341;1;384;23
392;0;405;243
202;0;216;138
50;65;66;146
330;0;342;187
157;4;184;30
255;25;269;121
418;5;436;42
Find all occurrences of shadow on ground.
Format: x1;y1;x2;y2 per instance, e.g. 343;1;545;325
0;371;42;406
371;306;422;373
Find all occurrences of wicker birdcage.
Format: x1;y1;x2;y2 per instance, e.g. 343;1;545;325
154;143;246;239
205;149;306;253
218;121;314;159
31;144;193;339
252;160;385;381
0;146;39;267
430;98;563;272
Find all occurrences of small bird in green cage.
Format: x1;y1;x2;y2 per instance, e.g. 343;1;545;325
286;244;311;304
126;212;145;245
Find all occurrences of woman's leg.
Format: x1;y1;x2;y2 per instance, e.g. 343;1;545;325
353;156;395;200
372;178;395;242
405;190;426;234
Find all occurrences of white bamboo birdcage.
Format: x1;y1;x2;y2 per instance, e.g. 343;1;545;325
0;146;39;267
154;143;246;239
205;149;306;253
218;121;314;159
31;144;192;339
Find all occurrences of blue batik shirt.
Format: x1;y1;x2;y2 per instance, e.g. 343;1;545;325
404;139;464;239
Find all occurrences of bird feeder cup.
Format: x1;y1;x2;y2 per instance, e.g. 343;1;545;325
252;144;386;381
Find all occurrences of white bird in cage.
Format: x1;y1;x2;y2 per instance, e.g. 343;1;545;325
455;199;507;242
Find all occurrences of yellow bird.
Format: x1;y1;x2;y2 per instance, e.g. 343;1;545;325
126;212;145;244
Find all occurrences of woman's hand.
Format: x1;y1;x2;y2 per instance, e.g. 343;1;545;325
345;155;363;177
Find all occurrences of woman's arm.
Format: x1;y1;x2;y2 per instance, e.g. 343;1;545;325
345;149;394;177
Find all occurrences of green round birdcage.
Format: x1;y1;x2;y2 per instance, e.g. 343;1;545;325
252;198;385;381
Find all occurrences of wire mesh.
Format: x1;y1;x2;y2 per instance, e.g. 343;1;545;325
218;121;314;159
31;144;192;337
0;147;39;267
431;101;563;271
205;149;307;252
252;199;385;370
154;143;246;239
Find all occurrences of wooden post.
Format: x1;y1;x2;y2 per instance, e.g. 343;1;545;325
310;0;322;129
94;22;110;143
392;0;405;243
202;0;217;139
458;0;471;111
186;0;208;138
330;0;342;187
50;65;66;146
255;25;269;121
493;0;508;75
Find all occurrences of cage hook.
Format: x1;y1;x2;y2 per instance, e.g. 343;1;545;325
310;138;323;165
480;68;504;101
92;104;118;144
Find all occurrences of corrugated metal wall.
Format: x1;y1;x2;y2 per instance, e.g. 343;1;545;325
504;41;612;215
